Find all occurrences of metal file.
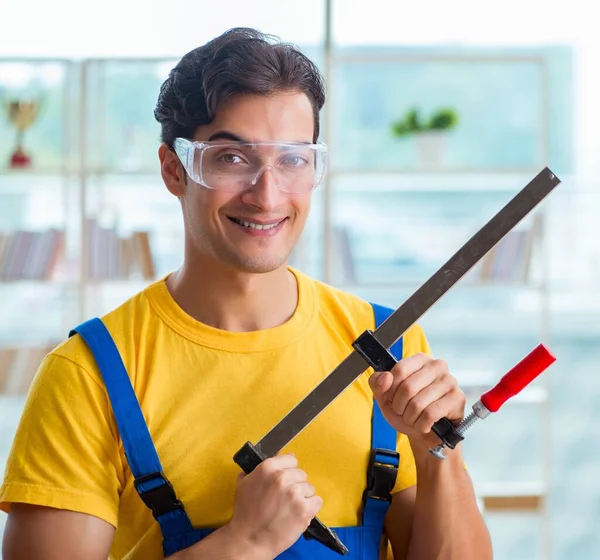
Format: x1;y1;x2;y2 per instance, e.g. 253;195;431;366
234;167;561;554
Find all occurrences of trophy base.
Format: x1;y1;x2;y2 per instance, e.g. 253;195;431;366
9;147;32;169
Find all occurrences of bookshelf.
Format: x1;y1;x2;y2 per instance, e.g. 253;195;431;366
312;44;571;560
0;59;79;397
329;46;570;551
0;50;576;559
312;173;554;530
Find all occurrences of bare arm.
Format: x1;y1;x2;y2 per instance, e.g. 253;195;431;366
383;487;415;559
168;525;269;560
370;354;493;559
2;504;266;560
3;454;320;560
2;504;115;560
385;444;492;560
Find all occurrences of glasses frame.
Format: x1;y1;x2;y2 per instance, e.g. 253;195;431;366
173;137;329;193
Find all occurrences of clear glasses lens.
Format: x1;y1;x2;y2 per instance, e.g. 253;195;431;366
192;143;328;193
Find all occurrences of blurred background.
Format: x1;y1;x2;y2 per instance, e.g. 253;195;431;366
0;1;597;558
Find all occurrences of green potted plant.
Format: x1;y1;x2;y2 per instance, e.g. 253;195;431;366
392;107;459;168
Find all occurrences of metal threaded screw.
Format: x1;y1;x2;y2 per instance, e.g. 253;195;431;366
429;403;489;460
456;411;480;436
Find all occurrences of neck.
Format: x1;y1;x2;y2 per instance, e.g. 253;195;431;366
165;257;298;332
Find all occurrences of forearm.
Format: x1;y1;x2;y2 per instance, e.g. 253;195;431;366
168;523;272;560
406;442;492;560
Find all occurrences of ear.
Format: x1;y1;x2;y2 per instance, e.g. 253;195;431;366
159;143;186;198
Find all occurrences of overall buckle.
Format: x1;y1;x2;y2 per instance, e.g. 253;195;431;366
134;471;185;519
363;448;399;503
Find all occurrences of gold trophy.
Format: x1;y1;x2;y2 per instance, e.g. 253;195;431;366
6;99;40;168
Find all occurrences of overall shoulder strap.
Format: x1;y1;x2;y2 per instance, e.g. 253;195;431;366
370;303;403;450
69;318;203;557
362;303;402;528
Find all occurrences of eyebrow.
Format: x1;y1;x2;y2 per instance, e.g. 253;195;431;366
206;130;312;145
207;131;249;142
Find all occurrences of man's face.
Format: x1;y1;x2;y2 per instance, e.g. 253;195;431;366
180;91;316;274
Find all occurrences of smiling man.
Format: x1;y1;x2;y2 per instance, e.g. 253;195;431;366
1;28;492;560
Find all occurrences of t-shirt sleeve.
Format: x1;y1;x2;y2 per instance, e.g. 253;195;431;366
0;352;123;528
390;323;433;494
402;323;433;359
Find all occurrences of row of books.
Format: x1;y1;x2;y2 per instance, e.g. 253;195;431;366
0;216;539;284
0;221;157;282
476;214;542;282
85;218;156;280
293;218;540;285
0;344;57;394
0;229;65;281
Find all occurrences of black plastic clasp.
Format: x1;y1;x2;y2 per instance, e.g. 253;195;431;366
134;471;184;519
363;448;400;506
432;417;464;450
353;330;398;372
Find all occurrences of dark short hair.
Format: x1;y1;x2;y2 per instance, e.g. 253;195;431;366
154;27;326;147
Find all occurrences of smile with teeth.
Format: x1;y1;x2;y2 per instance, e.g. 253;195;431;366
230;217;284;230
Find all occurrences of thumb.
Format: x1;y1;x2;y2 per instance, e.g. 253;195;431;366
369;370;393;401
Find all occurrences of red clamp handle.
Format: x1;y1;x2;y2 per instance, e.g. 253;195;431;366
480;344;556;413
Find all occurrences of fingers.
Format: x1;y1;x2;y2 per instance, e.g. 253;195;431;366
369;353;431;398
389;361;439;415
400;379;455;428
272;467;309;490
304;494;324;519
281;474;322;524
245;454;314;482
231;453;323;555
290;483;322;521
370;354;443;407
369;370;394;397
237;453;299;481
248;455;313;495
301;482;317;498
412;391;462;434
369;354;466;437
260;453;298;471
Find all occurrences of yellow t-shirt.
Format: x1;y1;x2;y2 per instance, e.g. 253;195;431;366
0;268;431;559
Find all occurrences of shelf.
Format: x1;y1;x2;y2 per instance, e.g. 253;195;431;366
0;168;562;189
0;279;78;286
336;279;544;291
0;168;75;178
0;329;72;347
82;277;159;287
483;495;543;512
477;481;546;512
0;174;72;191
330;170;545;188
0;54;587;560
81;167;159;176
0;342;59;394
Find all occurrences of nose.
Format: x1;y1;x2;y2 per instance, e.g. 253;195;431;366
241;165;286;210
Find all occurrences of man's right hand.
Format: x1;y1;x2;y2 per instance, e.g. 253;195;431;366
226;453;323;558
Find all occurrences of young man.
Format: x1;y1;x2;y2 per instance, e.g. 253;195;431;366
1;28;492;559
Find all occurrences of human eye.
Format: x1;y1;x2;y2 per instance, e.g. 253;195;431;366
280;153;309;168
217;151;247;165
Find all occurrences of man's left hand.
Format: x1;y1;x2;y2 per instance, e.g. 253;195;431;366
368;353;466;448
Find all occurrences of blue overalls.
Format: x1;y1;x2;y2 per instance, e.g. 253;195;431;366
69;303;402;559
